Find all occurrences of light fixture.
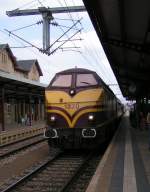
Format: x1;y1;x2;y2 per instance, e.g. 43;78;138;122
50;115;56;122
88;114;94;121
70;89;75;96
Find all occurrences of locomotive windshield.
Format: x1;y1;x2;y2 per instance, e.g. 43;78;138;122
50;72;98;88
76;73;98;87
51;74;72;87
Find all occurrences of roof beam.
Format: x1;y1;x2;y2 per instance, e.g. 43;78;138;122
118;0;126;40
103;37;150;54
118;71;149;81
113;64;149;75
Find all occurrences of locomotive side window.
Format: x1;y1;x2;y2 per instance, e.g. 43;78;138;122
51;74;72;87
76;74;98;87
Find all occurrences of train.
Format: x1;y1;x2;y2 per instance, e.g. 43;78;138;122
44;68;123;149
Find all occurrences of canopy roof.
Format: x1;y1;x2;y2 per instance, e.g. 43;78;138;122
83;0;150;99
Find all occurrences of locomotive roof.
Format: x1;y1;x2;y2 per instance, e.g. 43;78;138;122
56;68;95;74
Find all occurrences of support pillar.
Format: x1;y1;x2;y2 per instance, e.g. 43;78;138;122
1;87;5;131
39;97;42;120
38;98;41;120
23;100;25;117
42;10;53;51
29;96;31;114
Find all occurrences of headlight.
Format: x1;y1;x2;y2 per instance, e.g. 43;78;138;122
88;114;94;121
69;89;76;96
50;115;56;122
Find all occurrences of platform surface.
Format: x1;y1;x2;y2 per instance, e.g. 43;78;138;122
0;121;45;146
86;112;150;192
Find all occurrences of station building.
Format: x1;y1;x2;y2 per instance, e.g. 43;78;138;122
0;44;46;132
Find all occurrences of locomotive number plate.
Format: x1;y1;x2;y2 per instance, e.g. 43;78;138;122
64;103;79;109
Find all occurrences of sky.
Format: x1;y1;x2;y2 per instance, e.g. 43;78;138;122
0;0;127;103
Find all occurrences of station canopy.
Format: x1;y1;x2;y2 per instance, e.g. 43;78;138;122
0;70;46;100
83;0;150;100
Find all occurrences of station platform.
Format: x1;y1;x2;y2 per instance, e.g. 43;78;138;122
86;112;150;192
0;121;46;146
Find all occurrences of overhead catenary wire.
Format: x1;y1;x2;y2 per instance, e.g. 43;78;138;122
4;16;83;55
55;0;85;60
82;38;117;85
16;0;47;10
59;0;116;85
11;20;43;32
0;29;13;42
0;29;60;80
37;0;44;7
62;0;80;30
54;17;79;22
4;18;82;56
16;0;40;10
50;21;79;31
55;0;84;57
52;17;80;51
54;23;79;30
76;27;122;96
80;27;117;84
57;38;83;42
59;46;80;49
63;0;84;46
56;0;82;46
54;2;115;84
49;29;81;55
80;50;121;97
78;51;107;78
10;46;33;48
4;29;42;51
60;0;84;55
59;48;81;53
10;0;111;79
6;0;83;55
70;0;83;23
79;20;122;95
45;19;82;52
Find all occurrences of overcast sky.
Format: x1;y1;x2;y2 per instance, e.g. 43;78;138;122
0;0;126;103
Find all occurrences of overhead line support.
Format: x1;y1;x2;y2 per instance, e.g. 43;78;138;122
6;6;86;17
6;6;86;53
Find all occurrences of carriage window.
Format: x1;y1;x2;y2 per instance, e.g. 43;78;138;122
76;74;98;87
51;74;72;87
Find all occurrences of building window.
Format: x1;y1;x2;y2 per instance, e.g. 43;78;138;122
2;53;7;63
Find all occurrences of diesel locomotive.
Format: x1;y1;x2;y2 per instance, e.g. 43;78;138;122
44;68;123;149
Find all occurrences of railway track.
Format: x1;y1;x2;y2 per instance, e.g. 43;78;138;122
0;135;47;159
1;150;102;192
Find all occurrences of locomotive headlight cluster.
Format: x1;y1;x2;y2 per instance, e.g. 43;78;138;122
50;115;56;122
88;114;95;121
69;89;76;96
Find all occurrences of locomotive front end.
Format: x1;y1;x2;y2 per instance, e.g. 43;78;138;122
44;68;104;149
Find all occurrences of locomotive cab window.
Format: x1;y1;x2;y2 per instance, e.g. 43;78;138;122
51;74;72;87
76;73;98;87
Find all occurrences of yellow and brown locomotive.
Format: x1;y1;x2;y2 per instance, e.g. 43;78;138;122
44;68;123;149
